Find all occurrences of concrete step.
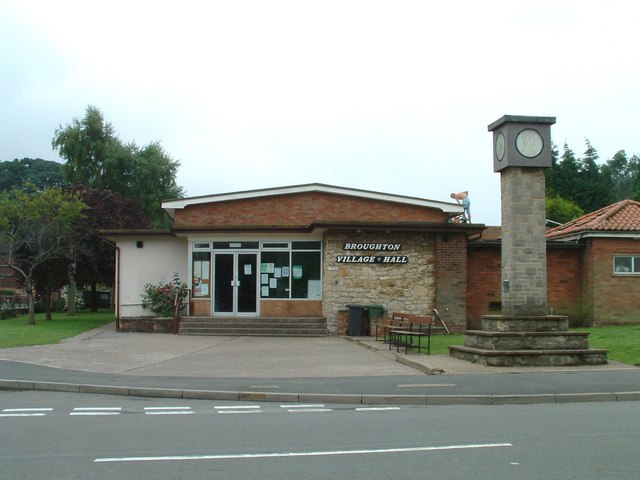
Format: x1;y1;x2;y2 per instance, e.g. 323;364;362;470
178;317;327;337
180;329;327;337
449;345;609;367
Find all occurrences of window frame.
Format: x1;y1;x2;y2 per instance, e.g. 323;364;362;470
612;254;640;275
259;241;322;300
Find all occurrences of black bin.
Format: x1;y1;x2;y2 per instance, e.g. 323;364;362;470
347;305;367;336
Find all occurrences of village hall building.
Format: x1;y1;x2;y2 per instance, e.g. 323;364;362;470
107;183;483;334
107;184;640;334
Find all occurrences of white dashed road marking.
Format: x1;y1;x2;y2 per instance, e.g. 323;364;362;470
1;407;52;417
71;407;122;416
144;406;194;415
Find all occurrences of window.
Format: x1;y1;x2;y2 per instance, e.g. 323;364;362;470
192;251;211;297
260;241;322;299
212;242;259;249
260;251;290;298
613;255;640;274
292;251;321;299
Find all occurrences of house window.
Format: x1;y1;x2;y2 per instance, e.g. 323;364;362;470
192;251;211;297
260;241;322;299
613;255;640;274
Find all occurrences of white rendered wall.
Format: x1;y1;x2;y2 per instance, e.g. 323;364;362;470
115;236;188;317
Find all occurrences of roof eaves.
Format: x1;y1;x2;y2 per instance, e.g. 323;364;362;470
161;183;464;214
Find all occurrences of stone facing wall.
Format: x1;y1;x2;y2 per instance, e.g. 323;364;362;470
500;167;548;315
322;230;436;333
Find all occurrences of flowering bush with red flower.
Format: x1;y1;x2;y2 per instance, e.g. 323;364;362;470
140;273;188;317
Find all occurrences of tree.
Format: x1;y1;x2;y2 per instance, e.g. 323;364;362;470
546;140;622;214
0;158;65;191
0;187;87;324
52;106;184;227
549;143;581;204
602;150;640;201
546;196;584;225
72;187;150;311
575;139;614;212
52;106;118;190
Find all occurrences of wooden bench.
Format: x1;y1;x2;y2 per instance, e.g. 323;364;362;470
389;315;433;354
374;312;412;342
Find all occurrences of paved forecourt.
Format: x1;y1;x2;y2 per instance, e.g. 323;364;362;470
1;323;639;405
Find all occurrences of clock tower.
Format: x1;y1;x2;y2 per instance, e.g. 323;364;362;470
488;115;555;315
450;115;608;366
489;115;555;172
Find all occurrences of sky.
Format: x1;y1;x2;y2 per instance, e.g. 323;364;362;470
1;0;639;226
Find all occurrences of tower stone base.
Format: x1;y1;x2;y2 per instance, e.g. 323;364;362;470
449;315;608;367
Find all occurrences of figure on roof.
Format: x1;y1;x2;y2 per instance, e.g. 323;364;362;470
451;191;471;223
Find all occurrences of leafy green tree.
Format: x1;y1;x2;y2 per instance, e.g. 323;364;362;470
105;141;183;226
52;106;184;227
632;155;640;200
546;140;621;214
0;187;87;324
546;196;584;225
0;158;65;191
52;106;118;189
545;142;561;197
575;139;614;212
549;143;581;204
602;150;640;201
72;187;150;311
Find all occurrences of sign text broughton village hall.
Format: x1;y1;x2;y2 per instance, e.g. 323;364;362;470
337;242;408;264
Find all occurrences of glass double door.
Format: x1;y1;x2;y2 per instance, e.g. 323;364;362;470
213;252;258;316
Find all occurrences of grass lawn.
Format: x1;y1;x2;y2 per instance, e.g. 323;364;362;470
575;325;640;366
410;325;640;366
0;310;115;349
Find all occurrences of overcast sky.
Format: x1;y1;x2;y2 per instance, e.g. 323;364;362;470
2;0;639;226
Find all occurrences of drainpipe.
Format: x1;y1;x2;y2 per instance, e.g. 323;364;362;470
115;245;121;331
99;238;121;331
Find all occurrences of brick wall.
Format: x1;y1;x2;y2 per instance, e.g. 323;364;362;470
118;317;174;333
435;233;467;331
466;243;501;329
174;192;447;229
587;238;640;325
547;245;584;323
467;242;584;328
260;300;323;317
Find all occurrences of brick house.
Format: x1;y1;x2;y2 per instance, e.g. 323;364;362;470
467;200;640;327
546;200;640;325
106;186;639;333
106;183;485;333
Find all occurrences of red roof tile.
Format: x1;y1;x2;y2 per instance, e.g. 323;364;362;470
546;200;640;239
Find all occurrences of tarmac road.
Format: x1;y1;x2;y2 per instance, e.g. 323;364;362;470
1;322;639;405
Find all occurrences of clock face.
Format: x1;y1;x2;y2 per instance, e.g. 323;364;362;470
495;131;506;161
515;128;544;158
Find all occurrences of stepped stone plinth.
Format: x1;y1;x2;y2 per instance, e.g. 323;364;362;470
449;314;608;367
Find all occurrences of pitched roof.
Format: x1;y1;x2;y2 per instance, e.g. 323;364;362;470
161;183;463;218
546;199;640;239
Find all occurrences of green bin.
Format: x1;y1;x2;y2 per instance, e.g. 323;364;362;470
366;304;384;336
366;304;384;319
